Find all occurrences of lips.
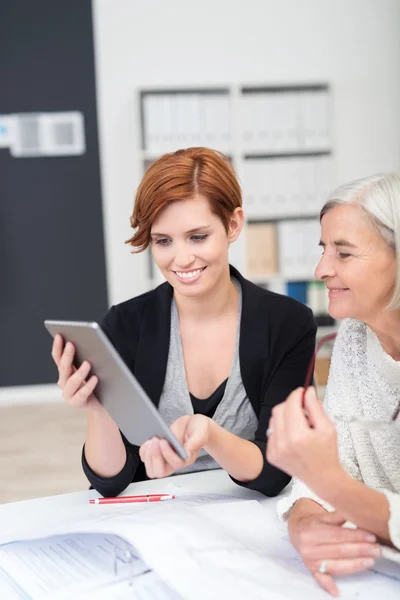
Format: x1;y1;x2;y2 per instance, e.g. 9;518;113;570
173;266;207;284
328;287;349;298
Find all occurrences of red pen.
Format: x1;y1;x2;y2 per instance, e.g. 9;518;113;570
89;494;175;505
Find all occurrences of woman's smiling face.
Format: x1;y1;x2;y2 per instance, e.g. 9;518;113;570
315;203;396;322
150;194;242;297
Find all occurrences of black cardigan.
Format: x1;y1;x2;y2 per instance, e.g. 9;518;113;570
82;266;317;497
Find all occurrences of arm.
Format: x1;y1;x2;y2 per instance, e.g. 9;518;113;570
268;386;400;549
81;412;142;498
314;469;392;545
278;323;362;519
80;307;143;496
230;309;317;495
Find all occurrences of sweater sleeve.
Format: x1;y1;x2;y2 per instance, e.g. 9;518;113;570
380;489;400;550
231;308;317;496
277;321;364;519
81;306;144;497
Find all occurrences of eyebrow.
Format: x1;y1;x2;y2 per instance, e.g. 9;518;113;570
151;225;212;237
319;239;358;248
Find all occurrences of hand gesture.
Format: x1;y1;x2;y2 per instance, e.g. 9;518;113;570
289;508;380;596
51;334;103;412
139;414;211;478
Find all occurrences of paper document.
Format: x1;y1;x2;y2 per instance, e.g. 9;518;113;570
0;532;179;600
2;489;399;600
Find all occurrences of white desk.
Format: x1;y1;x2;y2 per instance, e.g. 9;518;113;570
1;471;399;600
0;469;275;542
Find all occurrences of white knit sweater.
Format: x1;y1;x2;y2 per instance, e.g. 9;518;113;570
277;318;400;550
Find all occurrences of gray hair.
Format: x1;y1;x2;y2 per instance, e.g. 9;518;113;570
320;172;400;310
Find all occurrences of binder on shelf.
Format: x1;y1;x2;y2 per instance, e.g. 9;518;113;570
307;280;334;326
202;94;231;151
184;94;202;146
269;92;300;152
286;281;308;305
243;156;331;220
246;223;278;277
315;154;334;206
159;96;173;151
242;92;301;153
143;94;161;151
299;90;330;151
277;219;320;279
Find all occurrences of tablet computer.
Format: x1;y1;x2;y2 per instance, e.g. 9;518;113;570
44;320;188;460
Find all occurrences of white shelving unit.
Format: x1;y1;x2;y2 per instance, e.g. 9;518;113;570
137;84;336;329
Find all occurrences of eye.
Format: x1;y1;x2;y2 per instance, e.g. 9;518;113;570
338;252;351;259
190;234;208;242
154;238;171;246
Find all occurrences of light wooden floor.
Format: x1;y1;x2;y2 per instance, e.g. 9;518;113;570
0;403;89;504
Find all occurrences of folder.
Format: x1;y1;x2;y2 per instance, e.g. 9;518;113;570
286;281;308;304
246;223;278;277
299;90;330;151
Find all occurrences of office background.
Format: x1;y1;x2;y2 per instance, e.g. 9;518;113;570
1;0;400;501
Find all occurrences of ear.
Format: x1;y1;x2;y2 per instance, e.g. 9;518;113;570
228;207;244;243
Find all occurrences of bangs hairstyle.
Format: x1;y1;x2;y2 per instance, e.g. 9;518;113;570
320;172;400;310
126;147;242;252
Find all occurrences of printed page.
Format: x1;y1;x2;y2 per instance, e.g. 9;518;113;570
0;532;149;599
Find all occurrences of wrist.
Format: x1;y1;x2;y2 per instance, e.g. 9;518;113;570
312;466;350;504
204;418;221;451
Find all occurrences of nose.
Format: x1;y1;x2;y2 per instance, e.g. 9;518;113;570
314;250;336;281
174;243;195;269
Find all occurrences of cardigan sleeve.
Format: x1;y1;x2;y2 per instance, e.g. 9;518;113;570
232;308;317;496
81;306;145;497
277;321;364;518
380;490;400;550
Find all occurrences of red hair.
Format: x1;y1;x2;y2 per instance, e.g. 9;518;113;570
126;147;242;252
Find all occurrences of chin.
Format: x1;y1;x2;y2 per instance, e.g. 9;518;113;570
328;302;351;321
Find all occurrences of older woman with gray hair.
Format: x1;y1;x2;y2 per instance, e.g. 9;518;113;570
266;172;400;596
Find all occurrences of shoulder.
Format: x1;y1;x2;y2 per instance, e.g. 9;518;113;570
335;318;367;347
234;269;316;361
101;282;171;341
240;273;315;331
330;318;367;371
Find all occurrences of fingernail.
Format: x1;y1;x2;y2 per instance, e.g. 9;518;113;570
366;534;376;542
363;558;375;568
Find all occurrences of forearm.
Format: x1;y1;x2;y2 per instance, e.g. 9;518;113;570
85;408;127;478
204;421;264;482
314;469;391;544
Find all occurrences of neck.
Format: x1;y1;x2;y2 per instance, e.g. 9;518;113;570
366;309;400;360
173;268;238;320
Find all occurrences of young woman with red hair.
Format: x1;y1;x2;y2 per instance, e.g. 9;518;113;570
52;147;316;497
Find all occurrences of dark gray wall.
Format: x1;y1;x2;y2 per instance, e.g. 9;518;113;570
0;1;108;386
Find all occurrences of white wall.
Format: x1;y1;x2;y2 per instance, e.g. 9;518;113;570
92;0;400;305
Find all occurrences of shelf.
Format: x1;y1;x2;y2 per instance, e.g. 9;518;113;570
140;87;230;96
241;84;329;94
251;274;315;284
244;150;331;160
247;214;318;224
139;149;234;162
